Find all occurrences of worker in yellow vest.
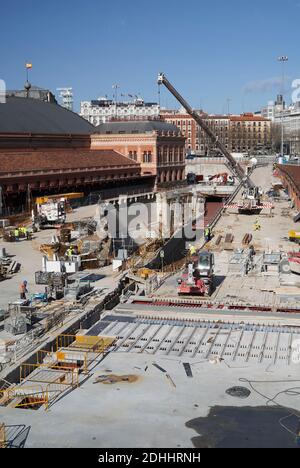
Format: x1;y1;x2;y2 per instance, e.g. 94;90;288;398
189;244;197;256
14;228;20;242
66;246;74;259
253;219;261;232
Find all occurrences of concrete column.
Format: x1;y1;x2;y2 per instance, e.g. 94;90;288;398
172;197;183;234
156;192;170;239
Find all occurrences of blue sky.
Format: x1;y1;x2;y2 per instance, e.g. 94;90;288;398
1;0;299;113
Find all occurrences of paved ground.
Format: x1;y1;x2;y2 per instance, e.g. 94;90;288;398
1;343;300;448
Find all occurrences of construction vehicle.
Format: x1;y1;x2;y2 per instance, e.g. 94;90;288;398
289;230;300;244
187;173;203;185
288;253;300;275
158;73;262;214
178;251;214;296
208;173;234;185
32;193;84;230
280;252;300;275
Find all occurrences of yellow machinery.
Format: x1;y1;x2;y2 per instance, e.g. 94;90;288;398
137;268;154;280
289;230;300;244
33;193;84;230
35;193;84;205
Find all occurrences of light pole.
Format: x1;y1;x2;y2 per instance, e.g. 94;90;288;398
278;55;288;156
112;84;120;119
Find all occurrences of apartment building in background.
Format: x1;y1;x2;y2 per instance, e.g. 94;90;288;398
161;109;271;154
80;97;160;126
261;95;300;154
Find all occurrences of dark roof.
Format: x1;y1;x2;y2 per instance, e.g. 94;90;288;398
0;97;94;135
0;149;138;174
94;120;181;135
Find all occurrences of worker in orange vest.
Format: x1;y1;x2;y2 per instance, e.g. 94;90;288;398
19;280;28;300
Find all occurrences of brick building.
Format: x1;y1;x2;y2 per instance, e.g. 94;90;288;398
91;121;186;184
161;110;271;154
276;165;300;211
0;97;143;214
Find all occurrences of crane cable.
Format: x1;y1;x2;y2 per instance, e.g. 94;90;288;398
239;378;300;439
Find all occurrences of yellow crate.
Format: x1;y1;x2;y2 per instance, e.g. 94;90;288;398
56;351;66;361
75;335;116;352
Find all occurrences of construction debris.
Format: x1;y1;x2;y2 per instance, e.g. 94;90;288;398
93;374;139;385
226;387;251;399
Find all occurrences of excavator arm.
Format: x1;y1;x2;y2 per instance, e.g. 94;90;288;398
158;73;255;189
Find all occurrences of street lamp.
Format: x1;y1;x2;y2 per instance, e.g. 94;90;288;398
112;84;120;118
278;55;288;156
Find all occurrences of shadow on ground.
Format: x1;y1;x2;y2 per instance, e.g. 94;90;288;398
186;406;300;448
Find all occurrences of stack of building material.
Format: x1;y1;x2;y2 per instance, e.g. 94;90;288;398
242;233;253;245
4;312;27;335
223;233;234;250
261;252;282;276
0;251;21;280
228;250;249;275
63;281;92;301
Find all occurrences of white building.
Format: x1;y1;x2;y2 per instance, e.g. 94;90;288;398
261;95;300;154
261;95;285;122
274;104;300;154
80;97;160;126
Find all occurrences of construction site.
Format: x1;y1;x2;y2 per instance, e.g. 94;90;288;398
1;74;300;449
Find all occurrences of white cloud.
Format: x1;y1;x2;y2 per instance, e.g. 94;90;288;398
243;76;284;94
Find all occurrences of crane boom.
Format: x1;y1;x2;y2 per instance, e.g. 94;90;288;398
158;73;255;189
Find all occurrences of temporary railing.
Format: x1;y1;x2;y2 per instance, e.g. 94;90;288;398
56;334;116;354
19;362;79;388
0;385;49;410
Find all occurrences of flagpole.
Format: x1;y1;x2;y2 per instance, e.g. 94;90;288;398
25;62;32;98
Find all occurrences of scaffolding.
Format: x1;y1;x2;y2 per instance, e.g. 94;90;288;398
0;334;116;411
0;423;6;448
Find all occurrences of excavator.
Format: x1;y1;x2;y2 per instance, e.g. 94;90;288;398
158;73;262;214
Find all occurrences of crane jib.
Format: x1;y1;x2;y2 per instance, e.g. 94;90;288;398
158;73;255;189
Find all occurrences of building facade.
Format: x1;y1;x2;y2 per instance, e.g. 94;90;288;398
0;97;145;215
276;165;300;211
91;121;186;184
80;98;160;126
261;95;285;122
261;95;300;155
274;106;300;155
161;110;271;154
